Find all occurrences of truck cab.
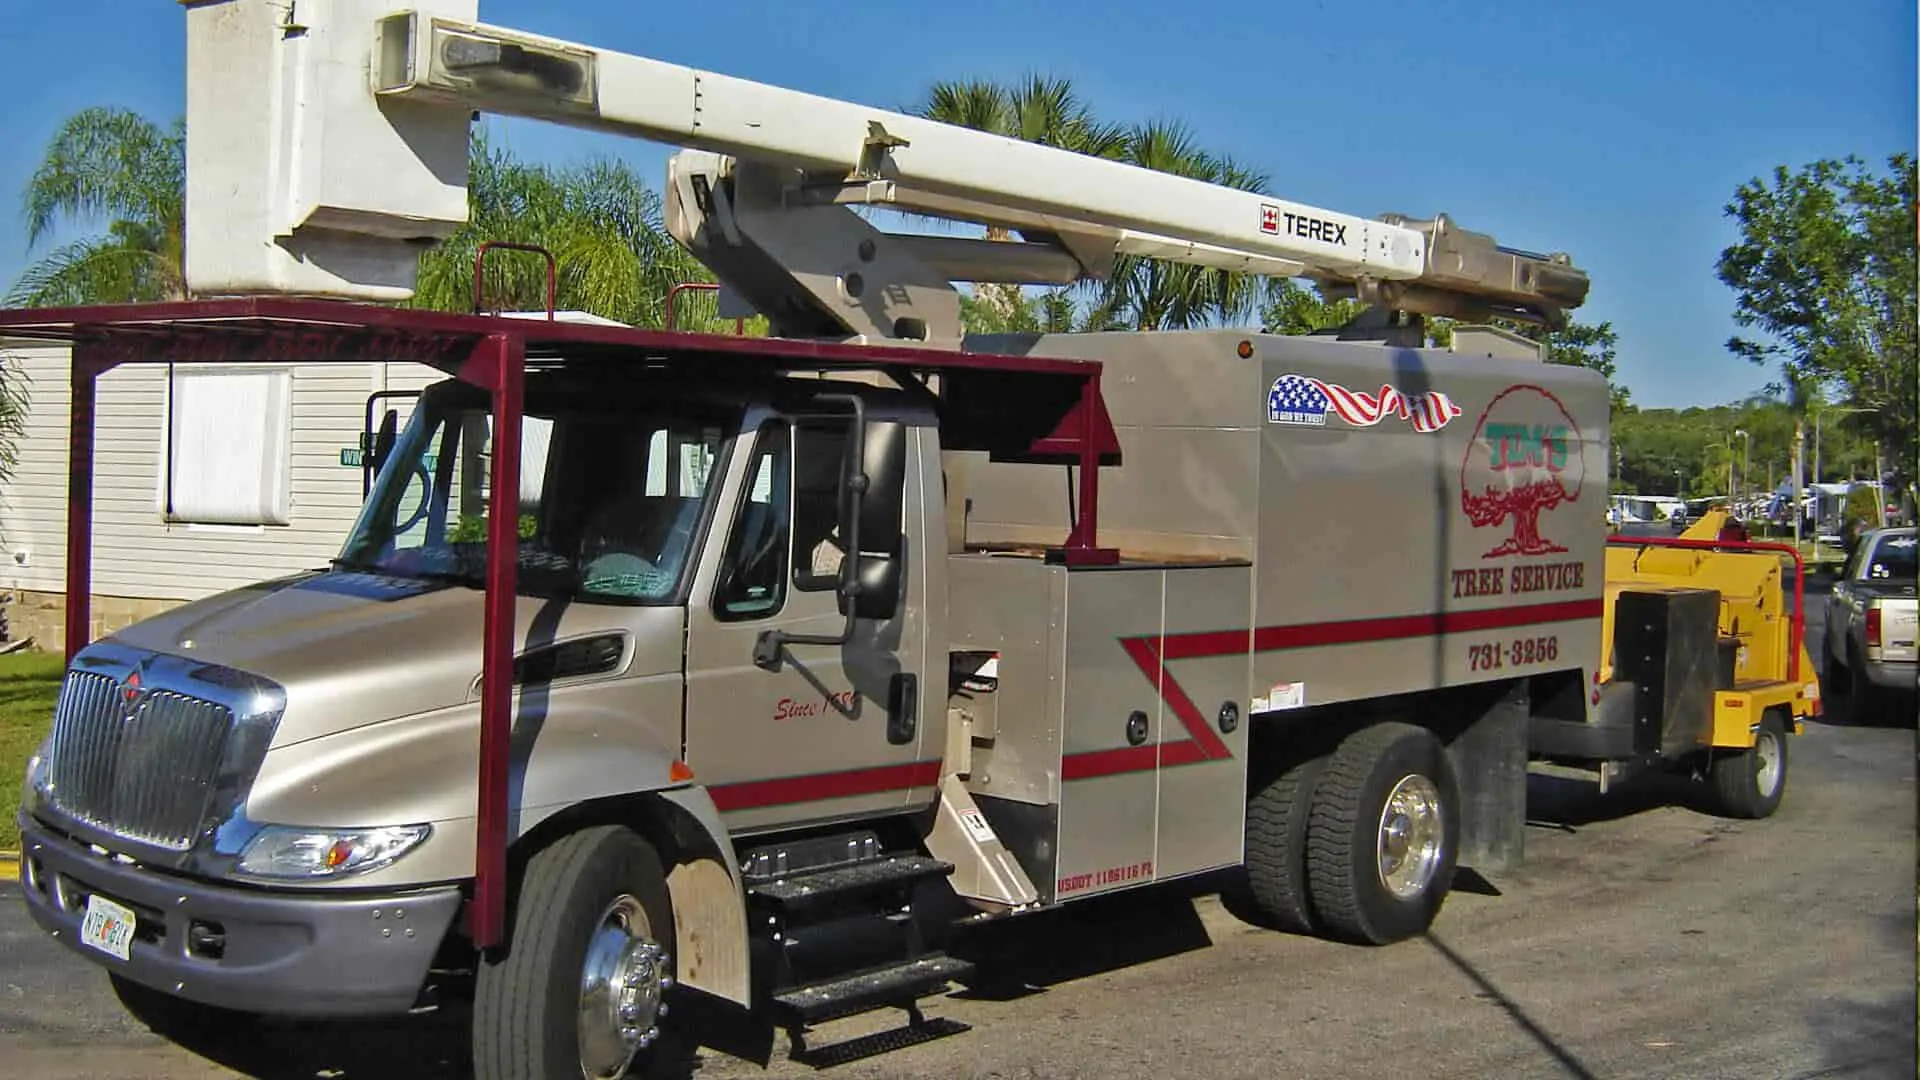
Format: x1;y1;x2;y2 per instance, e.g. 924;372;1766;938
17;359;957;1048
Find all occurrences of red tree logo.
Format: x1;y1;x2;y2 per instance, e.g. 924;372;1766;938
1459;385;1585;558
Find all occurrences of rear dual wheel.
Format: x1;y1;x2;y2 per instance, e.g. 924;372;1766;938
1240;722;1460;945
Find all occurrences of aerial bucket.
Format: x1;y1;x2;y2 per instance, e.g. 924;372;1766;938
180;0;477;301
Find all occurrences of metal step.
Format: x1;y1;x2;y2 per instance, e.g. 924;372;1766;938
769;954;975;1026
748;854;954;912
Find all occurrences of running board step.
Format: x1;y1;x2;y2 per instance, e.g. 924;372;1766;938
748;854;955;911
769;954;975;1026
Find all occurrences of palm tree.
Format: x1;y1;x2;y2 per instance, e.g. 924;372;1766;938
1081;119;1272;331
409;128;735;330
913;80;1277;333
7;106;185;307
912;76;1126;331
1262;278;1365;335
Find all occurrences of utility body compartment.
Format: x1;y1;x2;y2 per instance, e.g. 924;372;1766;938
945;554;1253;905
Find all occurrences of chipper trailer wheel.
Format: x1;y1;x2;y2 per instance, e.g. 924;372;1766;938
1306;723;1461;945
474;825;678;1080
1706;709;1790;820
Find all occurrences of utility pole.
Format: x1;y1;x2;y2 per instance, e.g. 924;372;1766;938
1793;421;1805;555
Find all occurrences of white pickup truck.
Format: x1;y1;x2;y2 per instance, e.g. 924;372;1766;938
1824;526;1918;719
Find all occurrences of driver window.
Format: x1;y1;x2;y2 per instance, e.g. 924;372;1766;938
712;421;792;620
793;420;852;591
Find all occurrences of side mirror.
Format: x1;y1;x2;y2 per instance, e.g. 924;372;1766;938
360;408;401;497
372;409;399;471
829;418;906;621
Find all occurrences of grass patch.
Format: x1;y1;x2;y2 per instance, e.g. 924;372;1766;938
0;650;67;853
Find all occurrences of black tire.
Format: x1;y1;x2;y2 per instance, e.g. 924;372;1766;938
1847;645;1891;722
1305;723;1460;946
1236;754;1328;934
1707;710;1789;819
473;825;677;1080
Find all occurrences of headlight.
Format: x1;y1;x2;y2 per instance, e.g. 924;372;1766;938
235;824;432;880
19;737;50;807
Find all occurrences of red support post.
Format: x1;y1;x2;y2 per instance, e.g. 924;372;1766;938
1062;373;1119;566
471;332;524;950
65;345;101;662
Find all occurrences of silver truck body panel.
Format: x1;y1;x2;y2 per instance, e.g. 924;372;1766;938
955;329;1608;720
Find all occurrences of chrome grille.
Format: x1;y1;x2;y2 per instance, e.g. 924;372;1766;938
45;671;237;852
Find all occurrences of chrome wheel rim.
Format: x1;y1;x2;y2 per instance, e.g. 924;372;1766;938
1754;730;1782;798
577;894;671;1080
1376;774;1444;900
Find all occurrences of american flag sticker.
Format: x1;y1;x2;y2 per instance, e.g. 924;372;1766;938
1267;373;1462;433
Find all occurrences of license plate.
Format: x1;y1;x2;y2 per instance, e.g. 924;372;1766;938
80;893;137;962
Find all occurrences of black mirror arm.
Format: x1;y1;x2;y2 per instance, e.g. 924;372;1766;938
754;394;867;671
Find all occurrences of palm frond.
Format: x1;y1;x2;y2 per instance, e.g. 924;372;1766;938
22;106;182;250
5;236;177;307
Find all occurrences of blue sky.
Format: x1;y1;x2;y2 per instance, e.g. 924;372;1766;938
0;0;1912;409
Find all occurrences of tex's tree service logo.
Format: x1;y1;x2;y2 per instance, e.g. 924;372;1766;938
1459;384;1585;558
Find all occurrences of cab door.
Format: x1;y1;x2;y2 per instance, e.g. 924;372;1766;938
682;396;931;832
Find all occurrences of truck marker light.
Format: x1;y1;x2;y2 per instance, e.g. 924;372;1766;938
670;760;695;783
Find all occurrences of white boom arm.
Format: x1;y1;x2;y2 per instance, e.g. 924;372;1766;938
180;0;1587;338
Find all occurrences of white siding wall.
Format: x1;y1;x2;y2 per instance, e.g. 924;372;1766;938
0;343;445;605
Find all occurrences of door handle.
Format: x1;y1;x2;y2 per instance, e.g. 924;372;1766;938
886;673;917;745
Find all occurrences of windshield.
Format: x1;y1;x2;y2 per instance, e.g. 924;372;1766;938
337;389;734;603
1864;533;1917;582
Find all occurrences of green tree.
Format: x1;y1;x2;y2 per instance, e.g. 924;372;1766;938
7;106;184;307
913;78;1270;333
1080;119;1272;331
1260;278;1365;334
1717;153;1917;510
913;76;1123;332
409;128;732;330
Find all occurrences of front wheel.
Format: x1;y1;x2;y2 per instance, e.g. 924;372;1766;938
1707;710;1789;819
473;825;678;1080
1305;722;1460;946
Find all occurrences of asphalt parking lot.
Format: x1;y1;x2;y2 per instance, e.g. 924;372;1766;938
1;588;1913;1080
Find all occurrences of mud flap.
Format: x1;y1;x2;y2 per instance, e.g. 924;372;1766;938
1447;680;1528;876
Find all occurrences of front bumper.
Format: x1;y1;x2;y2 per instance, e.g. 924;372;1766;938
17;811;464;1018
1861;657;1918;693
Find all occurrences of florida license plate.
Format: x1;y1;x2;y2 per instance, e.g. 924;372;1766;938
80;893;137;961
